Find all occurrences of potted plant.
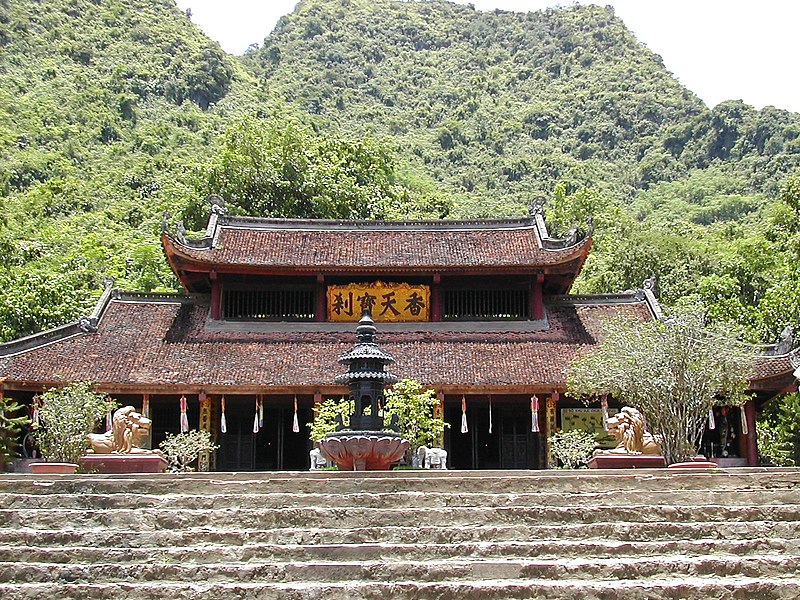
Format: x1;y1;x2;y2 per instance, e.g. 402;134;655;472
308;379;448;468
30;382;116;474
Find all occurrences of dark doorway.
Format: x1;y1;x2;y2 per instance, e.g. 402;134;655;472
150;395;198;451
445;397;540;469
216;396;312;471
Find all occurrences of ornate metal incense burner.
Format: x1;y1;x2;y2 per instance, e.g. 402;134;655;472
318;311;409;470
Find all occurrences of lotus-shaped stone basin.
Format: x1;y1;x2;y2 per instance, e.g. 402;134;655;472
319;431;409;471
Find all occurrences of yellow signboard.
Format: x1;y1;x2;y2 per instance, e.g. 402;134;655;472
561;408;618;448
327;281;430;322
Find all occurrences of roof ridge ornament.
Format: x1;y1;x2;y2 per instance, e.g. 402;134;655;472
207;194;227;215
161;211;171;234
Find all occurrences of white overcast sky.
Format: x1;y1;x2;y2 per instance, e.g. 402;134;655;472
174;0;799;113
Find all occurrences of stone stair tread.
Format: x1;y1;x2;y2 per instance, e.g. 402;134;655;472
4;488;800;510
2;554;799;585
1;537;799;563
5;519;800;546
3;576;800;600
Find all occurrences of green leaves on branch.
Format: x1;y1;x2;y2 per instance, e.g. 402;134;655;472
548;429;598;469
308;397;353;443
159;430;219;473
200;117;407;220
0;397;30;469
383;378;448;454
31;382;117;464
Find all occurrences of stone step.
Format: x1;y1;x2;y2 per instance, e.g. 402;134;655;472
3;468;800;496
2;555;800;585
4;520;800;547
4;504;800;531
1;537;798;564
2;576;800;599
4;487;800;510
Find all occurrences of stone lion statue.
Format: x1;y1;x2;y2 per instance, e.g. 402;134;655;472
87;406;152;454
417;445;448;469
597;406;661;456
309;447;330;470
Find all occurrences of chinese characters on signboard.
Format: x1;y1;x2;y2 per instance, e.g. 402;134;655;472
327;282;430;322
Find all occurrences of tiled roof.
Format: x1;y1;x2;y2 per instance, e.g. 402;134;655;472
752;352;798;381
0;296;651;392
164;216;592;274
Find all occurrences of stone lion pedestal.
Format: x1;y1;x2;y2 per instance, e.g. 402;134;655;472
588;454;665;469
80;405;168;473
588;406;666;469
79;453;168;474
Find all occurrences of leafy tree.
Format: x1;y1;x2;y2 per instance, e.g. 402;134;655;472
567;312;756;464
308;397;353;442
31;382;117;464
0;397;30;470
199;116;407;219
159;429;219;472
383;378;448;456
758;393;800;465
756;422;795;467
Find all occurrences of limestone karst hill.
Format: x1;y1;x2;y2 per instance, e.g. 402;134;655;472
1;468;800;598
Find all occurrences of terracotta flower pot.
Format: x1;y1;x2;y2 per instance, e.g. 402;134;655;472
29;462;78;474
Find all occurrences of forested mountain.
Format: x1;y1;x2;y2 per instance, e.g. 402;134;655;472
1;0;799;345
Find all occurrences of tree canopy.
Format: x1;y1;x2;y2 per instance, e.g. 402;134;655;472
567;312;756;464
1;0;799;348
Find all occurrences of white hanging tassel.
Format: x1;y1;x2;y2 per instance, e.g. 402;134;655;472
488;396;493;434
292;396;300;433
258;397;264;428
32;396;40;426
461;396;468;433
708;407;716;430
600;395;609;431
740;404;749;435
179;395;189;433
253;398;260;434
220;396;227;434
531;396;540;432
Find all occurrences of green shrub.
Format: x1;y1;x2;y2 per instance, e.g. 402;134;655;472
32;382;116;464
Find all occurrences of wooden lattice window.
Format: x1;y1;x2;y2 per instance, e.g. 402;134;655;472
222;287;315;321
443;288;529;320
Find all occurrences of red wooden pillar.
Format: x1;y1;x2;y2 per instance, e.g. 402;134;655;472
531;274;545;320
431;274;442;322
210;271;221;320
315;274;327;322
744;400;758;466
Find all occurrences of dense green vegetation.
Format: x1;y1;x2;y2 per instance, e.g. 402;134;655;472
253;0;800;342
1;0;799;349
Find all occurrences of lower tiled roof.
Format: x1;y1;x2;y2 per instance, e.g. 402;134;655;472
0;297;655;391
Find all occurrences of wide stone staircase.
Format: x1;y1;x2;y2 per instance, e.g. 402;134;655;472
1;468;800;598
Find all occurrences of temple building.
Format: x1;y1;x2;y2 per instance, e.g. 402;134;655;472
1;205;797;470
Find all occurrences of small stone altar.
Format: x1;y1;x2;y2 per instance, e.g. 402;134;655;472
318;311;409;470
